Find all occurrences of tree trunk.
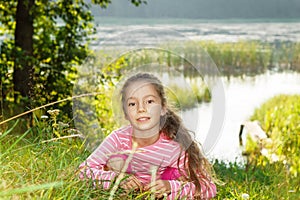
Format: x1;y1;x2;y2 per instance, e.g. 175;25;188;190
13;0;34;104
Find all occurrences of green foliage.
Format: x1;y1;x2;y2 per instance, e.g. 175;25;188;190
0;123;90;199
0;0;95;120
273;42;300;70
94;54;129;135
198;40;272;75
247;94;300;177
214;160;299;199
167;84;197;110
95;40;300;79
167;81;211;110
72;53;128;149
0;0;145;122
164;41;300;76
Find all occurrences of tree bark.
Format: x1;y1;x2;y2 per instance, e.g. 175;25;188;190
13;0;34;104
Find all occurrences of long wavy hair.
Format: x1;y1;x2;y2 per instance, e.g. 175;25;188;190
120;73;215;197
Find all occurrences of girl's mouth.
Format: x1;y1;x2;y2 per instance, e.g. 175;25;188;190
137;117;150;122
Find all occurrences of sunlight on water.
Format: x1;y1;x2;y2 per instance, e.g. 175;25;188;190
92;18;300;47
183;71;300;162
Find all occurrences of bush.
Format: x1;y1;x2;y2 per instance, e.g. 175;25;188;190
248;94;300;177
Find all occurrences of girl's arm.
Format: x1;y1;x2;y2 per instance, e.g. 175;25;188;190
168;179;216;199
78;131;120;189
167;152;217;199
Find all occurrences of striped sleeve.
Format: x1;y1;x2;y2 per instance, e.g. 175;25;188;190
168;180;216;200
78;131;121;189
167;150;217;199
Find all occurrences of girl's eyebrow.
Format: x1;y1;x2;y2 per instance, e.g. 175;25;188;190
143;95;158;99
126;97;137;102
126;95;158;101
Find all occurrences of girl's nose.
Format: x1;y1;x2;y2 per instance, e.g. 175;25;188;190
137;102;146;113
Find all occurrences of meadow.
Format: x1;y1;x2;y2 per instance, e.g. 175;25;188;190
0;94;299;199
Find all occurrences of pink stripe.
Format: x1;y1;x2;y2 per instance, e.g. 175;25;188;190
79;125;216;199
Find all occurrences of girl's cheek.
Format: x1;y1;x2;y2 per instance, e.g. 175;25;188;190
149;104;162;114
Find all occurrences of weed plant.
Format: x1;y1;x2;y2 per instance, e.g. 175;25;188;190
1;98;299;199
249;94;300;178
214;159;299;199
0;118;135;199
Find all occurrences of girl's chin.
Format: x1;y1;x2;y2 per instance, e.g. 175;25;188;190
132;127;160;137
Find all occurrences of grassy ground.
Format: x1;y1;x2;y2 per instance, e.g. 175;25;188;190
0;94;299;199
0;127;298;199
214;160;299;199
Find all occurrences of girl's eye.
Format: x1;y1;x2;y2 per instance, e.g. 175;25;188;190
128;102;136;107
146;99;155;104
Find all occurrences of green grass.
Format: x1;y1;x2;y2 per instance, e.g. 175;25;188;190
213;160;299;199
0;127;89;199
1;94;299;199
0;118;299;199
247;94;300;178
166;81;211;110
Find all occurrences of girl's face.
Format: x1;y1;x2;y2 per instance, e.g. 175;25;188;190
124;81;166;138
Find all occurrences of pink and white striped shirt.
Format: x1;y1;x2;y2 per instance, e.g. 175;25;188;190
79;125;216;199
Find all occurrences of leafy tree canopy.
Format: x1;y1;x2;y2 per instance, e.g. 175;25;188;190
0;0;145;122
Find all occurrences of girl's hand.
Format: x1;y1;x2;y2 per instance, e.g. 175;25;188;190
107;156;125;172
120;175;143;191
144;180;171;199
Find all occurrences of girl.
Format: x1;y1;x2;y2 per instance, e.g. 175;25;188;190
79;73;217;199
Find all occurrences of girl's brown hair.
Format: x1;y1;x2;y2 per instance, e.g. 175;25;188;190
121;73;214;196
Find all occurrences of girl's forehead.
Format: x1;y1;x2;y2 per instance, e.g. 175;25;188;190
125;81;158;97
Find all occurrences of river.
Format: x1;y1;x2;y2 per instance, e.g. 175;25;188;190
182;71;300;162
92;17;300;47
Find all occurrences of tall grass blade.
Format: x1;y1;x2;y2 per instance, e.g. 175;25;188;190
0;92;101;126
0;181;63;197
0;119;19;139
2;128;31;155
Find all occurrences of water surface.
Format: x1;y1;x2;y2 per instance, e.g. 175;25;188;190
182;71;300;162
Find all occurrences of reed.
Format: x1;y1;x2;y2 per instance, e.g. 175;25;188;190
94;40;300;77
